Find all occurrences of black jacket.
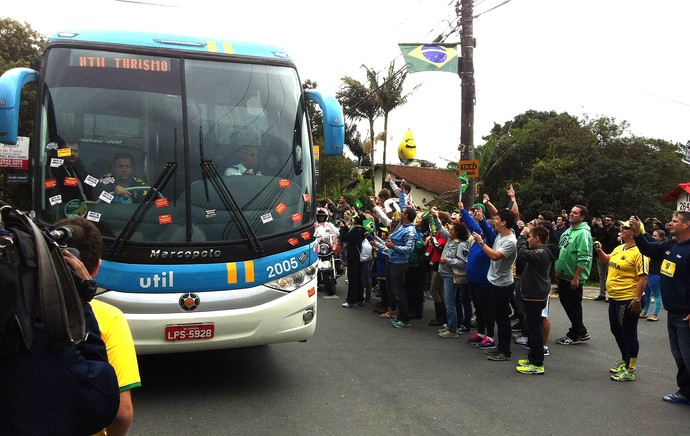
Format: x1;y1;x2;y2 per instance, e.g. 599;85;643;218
516;236;559;301
340;225;367;262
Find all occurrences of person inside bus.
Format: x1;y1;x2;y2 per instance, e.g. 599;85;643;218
223;146;260;176
99;152;147;204
55;216;142;436
49;138;95;203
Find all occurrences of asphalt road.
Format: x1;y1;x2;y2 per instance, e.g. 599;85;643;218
130;282;688;435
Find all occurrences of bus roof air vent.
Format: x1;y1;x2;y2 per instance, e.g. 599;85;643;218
154;39;206;48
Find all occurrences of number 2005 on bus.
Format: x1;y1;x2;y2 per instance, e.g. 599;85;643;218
165;323;215;341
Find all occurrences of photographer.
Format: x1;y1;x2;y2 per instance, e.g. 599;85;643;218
55;217;141;436
0;222;119;434
591;215;620;301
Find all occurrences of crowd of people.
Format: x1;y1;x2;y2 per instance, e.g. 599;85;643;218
318;180;690;405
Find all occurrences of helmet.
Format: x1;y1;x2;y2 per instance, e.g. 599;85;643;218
316;208;328;221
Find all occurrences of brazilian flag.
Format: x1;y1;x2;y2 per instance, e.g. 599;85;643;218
399;43;459;74
363;219;375;233
354;199;363;209
459;172;469;193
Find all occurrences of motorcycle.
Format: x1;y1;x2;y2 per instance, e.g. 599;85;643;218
316;234;344;296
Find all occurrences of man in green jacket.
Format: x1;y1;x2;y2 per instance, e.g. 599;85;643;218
554;205;594;345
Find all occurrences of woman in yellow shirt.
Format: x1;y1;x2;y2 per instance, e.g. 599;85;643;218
594;220;648;382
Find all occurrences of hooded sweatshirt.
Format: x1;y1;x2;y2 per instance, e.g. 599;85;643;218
461;209;496;287
516;235;560;301
555;221;593;283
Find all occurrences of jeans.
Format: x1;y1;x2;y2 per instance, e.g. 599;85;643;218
596;256;608;298
360;260;373;301
388;262;410;322
608;298;641;366
641;274;663;317
458;283;473;330
442;276;459;331
557;278;588;339
491;284;515;356
469;284;494;337
668;312;690;396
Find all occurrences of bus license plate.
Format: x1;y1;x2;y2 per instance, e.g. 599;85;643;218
165;323;215;341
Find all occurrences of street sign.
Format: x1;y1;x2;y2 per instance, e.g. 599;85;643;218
459;160;479;178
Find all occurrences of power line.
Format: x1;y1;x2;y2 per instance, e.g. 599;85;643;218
474;0;512;19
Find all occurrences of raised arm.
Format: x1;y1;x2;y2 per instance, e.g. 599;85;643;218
483;193;498;218
507;184;520;221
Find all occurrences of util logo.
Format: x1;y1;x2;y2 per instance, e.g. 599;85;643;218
139;271;174;288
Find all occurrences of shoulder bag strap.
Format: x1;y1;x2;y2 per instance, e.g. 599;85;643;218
24;216;85;347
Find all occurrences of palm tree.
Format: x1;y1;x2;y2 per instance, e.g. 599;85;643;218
337;67;382;187
372;62;417;187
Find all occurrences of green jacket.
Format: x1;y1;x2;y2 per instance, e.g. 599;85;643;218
555;221;593;283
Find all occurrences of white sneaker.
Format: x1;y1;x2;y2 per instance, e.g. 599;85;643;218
514;336;528;345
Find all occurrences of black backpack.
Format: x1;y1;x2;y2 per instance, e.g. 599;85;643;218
0;203;86;356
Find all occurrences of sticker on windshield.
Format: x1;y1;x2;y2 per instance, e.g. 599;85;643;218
261;213;273;224
50;158;64;167
57;148;72;158
84;175;99;187
279;179;291;188
204;209;216;218
291;213;302;222
46;142;58;151
45;179;57;189
64;199;87;218
158;214;173;224
99;191;114;203
86;211;102;222
303;193;310;202
300;231;311;240
275;202;287;214
287;238;299;246
63;177;78;187
157;198;170;208
49;194;62;206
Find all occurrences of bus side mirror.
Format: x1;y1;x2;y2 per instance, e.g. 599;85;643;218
0;68;39;145
304;90;344;156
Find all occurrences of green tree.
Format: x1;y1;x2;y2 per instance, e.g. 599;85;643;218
303;79;324;147
316;155;357;203
337;66;382;186
348;174;375;211
478;111;690;221
373;62;417;187
0;18;46;210
345;122;367;165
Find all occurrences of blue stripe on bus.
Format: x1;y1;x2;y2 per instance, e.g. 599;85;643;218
97;242;316;293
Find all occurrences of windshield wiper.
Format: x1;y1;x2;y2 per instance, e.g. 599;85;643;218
198;127;263;254
108;160;177;257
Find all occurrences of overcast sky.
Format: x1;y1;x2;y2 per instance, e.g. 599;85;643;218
4;0;690;167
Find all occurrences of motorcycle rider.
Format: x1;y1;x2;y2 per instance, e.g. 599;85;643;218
314;207;339;239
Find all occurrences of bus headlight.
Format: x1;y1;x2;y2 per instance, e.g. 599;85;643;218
265;265;317;292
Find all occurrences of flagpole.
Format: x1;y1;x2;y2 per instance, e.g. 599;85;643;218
459;0;475;206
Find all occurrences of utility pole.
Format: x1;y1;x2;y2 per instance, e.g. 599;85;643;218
458;0;476;206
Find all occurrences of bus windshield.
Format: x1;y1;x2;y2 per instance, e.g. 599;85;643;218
38;47;313;245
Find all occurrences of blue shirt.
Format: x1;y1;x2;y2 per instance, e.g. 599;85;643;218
461;208;496;287
388;222;417;264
